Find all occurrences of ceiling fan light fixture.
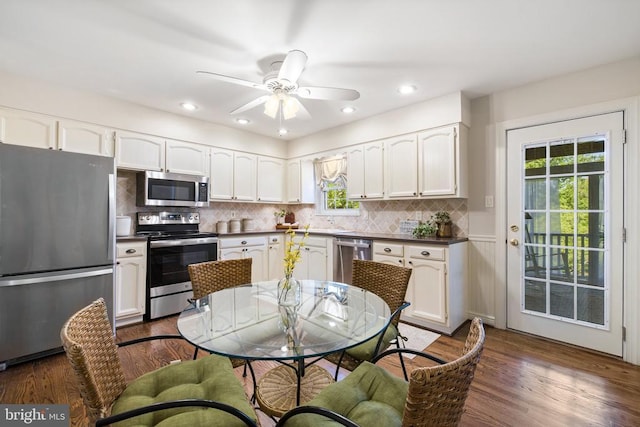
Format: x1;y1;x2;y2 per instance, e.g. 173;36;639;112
264;94;280;118
282;96;299;120
278;128;288;136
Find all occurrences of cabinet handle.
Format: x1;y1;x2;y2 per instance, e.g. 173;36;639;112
384;247;391;253
241;241;247;245
413;192;417;196
167;169;170;172
421;251;430;256
408;260;413;265
398;260;403;265
125;249;136;254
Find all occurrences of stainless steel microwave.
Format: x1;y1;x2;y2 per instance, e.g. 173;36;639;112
136;171;209;207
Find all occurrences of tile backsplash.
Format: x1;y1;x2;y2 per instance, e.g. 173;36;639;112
117;170;467;236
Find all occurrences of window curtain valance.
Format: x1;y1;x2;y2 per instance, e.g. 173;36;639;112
314;154;347;191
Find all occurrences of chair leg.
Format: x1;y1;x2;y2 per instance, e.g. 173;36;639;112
334;351;346;381
192;347;199;360
395;337;409;381
245;361;258;403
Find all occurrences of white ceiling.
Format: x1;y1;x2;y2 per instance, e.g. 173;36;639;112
1;0;639;140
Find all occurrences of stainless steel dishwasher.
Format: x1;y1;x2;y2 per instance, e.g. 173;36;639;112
333;237;372;284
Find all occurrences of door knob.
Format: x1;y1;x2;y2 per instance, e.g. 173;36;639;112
510;239;519;247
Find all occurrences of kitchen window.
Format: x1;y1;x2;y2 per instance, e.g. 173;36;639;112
313;154;359;216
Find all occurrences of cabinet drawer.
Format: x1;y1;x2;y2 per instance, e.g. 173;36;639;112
219;236;266;248
117;242;146;258
373;242;404;257
267;234;282;244
405;245;445;261
293;236;326;248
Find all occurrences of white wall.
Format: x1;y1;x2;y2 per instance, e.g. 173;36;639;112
0;70;286;157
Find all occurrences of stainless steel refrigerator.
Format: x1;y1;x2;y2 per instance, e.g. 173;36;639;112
0;143;115;368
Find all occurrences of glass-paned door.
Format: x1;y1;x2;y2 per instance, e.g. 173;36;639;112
507;112;624;356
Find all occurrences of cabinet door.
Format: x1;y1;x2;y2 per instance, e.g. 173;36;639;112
364;142;384;199
210;148;235;200
115;131;165;171
58;120;114;157
115;257;146;320
244;245;267;282
0;108;57;149
346;145;365;199
287;159;315;203
267;235;284;281
385;135;418;198
418;125;457;197
165;139;209;176
405;258;447;324
233;152;257;201
306;246;328;280
257;156;284;202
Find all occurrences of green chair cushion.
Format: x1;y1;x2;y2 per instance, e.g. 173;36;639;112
345;324;398;361
111;355;256;427
285;361;408;427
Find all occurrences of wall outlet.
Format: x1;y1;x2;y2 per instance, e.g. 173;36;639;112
485;196;494;208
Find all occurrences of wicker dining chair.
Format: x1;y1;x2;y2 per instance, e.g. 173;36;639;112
326;259;412;379
188;257;257;388
60;298;258;427
277;317;485;427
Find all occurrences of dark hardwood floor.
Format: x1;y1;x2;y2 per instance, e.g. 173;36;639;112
1;316;639;426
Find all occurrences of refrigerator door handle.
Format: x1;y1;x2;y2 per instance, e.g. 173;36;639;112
0;267;114;287
107;173;115;262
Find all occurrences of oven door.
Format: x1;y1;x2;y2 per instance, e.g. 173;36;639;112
147;237;217;319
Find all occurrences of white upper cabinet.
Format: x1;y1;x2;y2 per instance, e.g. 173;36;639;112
256;156;284;202
287;159;315;203
385;134;418;198
418;124;467;198
58;119;114;157
165;139;209;176
116;131;165;171
0;108;57;149
210;148;256;201
0;108;113;157
116;131;207;176
347;141;384;200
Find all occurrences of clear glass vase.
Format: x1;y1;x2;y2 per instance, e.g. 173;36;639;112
277;275;301;307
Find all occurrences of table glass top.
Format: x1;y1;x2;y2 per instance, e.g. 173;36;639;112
177;280;391;360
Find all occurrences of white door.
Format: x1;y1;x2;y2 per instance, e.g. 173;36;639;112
506;112;624;356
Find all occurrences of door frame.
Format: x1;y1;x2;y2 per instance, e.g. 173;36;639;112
494;97;639;364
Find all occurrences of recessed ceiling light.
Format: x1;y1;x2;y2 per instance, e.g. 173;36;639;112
341;106;356;114
181;102;197;111
397;85;417;95
236;118;250;125
278;128;288;136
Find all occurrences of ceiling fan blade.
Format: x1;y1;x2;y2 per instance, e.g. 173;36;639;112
196;70;267;90
230;95;271;115
278;50;308;84
297;86;360;101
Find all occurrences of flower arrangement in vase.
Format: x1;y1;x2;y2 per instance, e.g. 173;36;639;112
274;209;286;225
432;210;453;238
278;225;309;306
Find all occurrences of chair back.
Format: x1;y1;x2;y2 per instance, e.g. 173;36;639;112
402;317;485;427
60;298;126;422
188;258;253;300
351;259;412;327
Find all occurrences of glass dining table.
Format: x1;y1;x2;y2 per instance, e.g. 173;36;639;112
177;279;391;417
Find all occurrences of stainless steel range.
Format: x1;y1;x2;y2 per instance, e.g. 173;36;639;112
137;212;217;320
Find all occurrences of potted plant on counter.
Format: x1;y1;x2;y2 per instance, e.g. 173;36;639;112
412;220;436;239
274;209;286;225
432;210;453;238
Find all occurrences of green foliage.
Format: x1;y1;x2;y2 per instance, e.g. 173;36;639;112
325;187;359;210
412;220;436;238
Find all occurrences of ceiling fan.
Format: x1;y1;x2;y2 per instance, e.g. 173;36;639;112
197;50;360;120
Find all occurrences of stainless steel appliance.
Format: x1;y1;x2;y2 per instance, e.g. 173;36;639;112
0;144;115;369
137;170;209;208
137;212;217;320
333;237;373;284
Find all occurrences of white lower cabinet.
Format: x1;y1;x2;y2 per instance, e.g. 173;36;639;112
267;234;284;281
291;236;330;280
218;236;267;282
115;241;147;327
373;240;467;335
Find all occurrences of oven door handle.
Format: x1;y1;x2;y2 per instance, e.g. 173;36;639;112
150;237;218;248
